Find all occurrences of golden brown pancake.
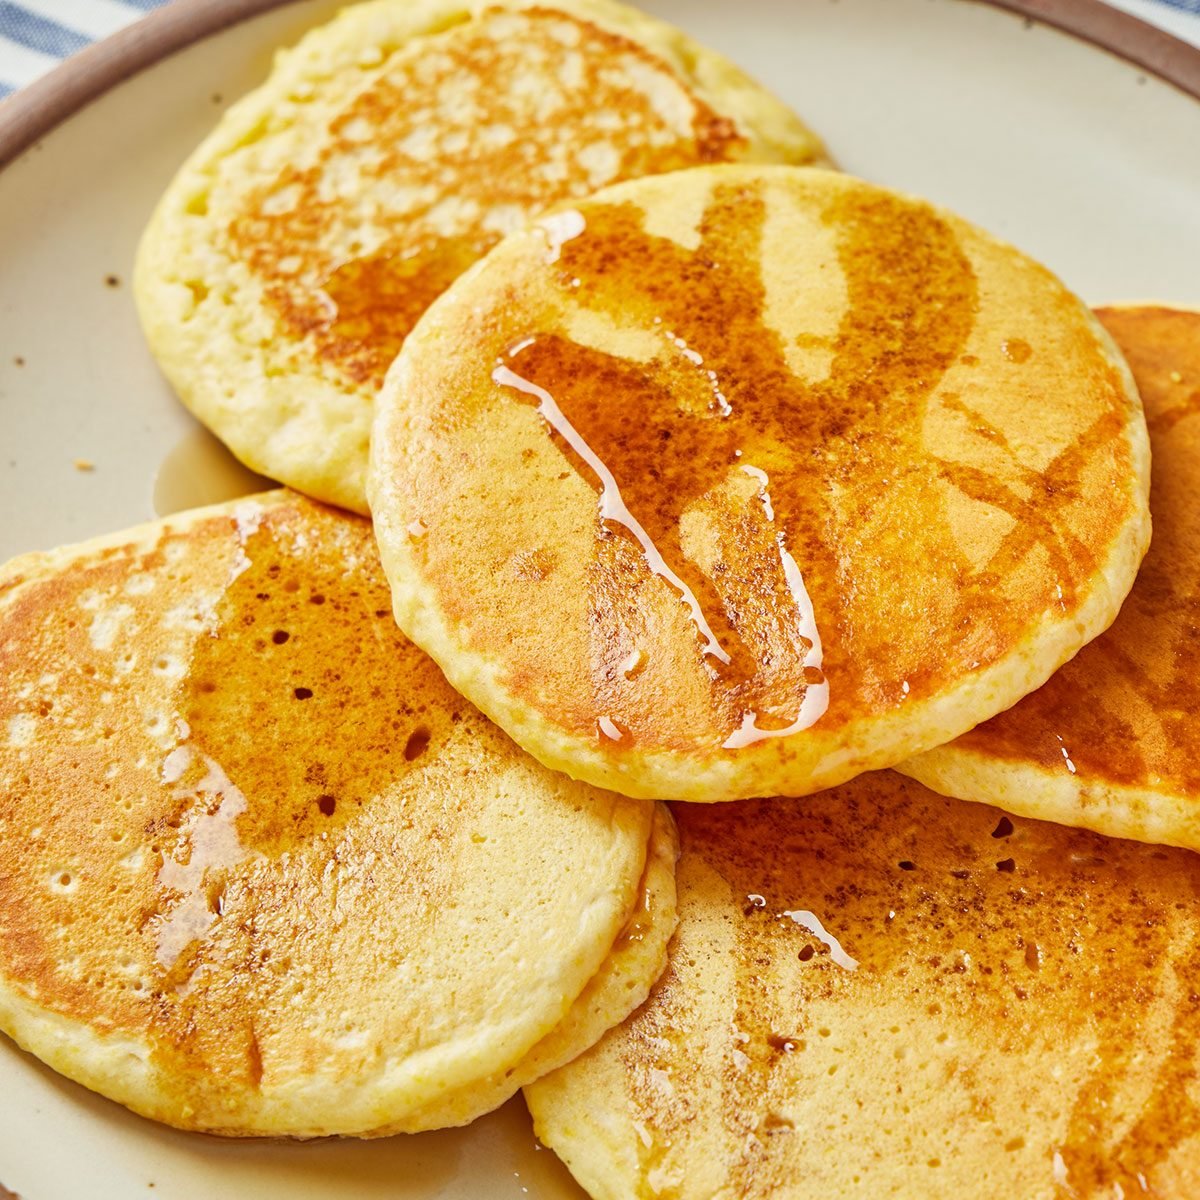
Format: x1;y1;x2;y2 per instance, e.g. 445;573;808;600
525;771;1200;1199
0;490;673;1136
901;306;1200;850
133;0;827;514
369;165;1151;802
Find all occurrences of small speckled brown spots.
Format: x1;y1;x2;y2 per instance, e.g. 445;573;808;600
527;772;1200;1197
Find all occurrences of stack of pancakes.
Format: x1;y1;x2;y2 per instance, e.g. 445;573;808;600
2;0;1197;1194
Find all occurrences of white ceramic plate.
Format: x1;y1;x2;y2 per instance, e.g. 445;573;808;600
1;2;1198;1196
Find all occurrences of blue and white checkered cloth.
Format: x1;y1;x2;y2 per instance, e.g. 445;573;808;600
1;0;1198;100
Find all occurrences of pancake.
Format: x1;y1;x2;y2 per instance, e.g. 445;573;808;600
133;0;827;515
900;306;1200;850
410;801;678;1129
525;771;1200;1199
369;164;1151;802
0;490;673;1137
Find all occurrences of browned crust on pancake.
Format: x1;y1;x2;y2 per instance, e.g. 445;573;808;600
0;490;657;1135
902;305;1200;848
371;165;1151;801
526;771;1200;1198
226;5;756;392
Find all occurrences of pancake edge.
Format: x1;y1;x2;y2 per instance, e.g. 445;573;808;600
376;803;679;1134
0;491;290;597
895;750;1200;853
897;300;1199;850
132;0;829;516
0;489;664;1136
369;163;1153;803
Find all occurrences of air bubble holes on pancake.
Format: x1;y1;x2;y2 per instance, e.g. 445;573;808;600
47;869;78;895
404;727;431;761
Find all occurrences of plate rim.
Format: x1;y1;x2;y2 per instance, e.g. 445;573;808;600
0;0;1198;171
0;0;1196;1196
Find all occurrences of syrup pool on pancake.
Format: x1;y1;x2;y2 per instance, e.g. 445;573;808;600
370;165;1150;802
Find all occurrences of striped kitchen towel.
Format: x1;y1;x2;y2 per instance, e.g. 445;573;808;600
1106;0;1200;43
1;0;1199;100
0;0;166;99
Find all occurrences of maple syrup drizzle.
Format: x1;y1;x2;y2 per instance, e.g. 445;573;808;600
957;306;1200;795
723;465;828;747
497;179;982;746
493;360;730;665
155;743;251;971
536;209;587;263
780;908;857;971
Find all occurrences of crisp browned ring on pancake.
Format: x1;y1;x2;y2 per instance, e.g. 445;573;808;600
900;305;1200;851
134;0;827;514
0;490;671;1136
526;771;1200;1199
370;164;1151;802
